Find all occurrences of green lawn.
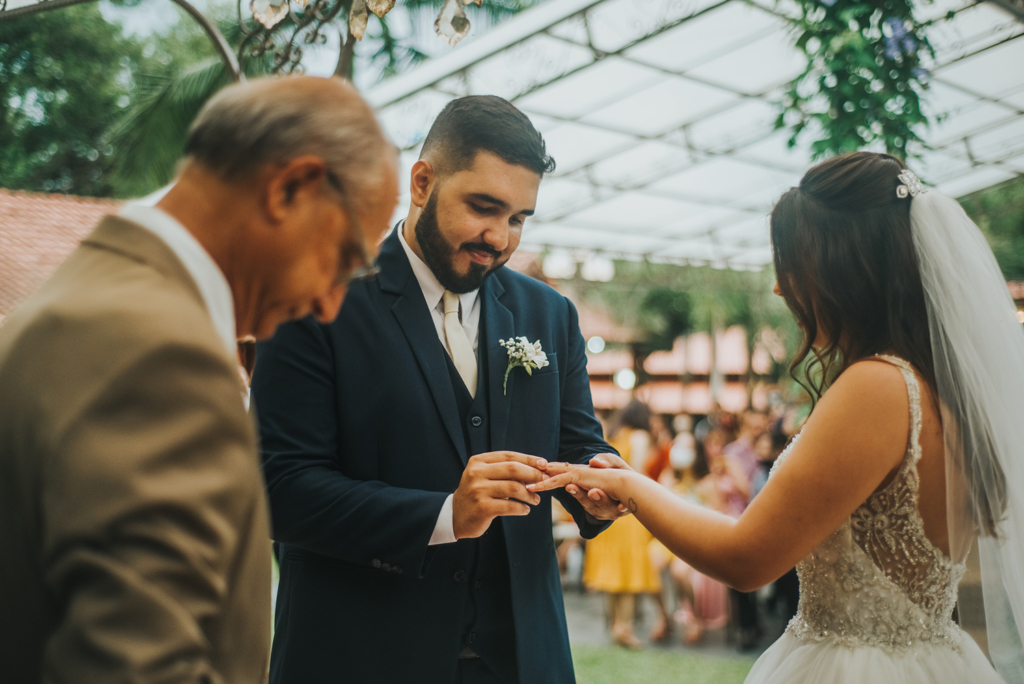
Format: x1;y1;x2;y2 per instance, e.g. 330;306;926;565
572;644;754;684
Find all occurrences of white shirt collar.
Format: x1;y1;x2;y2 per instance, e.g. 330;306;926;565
396;221;479;316
120;204;238;360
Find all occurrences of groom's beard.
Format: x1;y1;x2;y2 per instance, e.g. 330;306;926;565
416;191;508;295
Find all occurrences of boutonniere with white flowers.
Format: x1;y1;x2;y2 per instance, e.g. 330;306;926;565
499;337;549;395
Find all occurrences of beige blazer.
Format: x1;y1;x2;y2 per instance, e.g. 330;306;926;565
0;216;271;683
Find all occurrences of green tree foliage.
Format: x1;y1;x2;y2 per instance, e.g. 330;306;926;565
2;0;531;198
639;287;693;353
0;4;148;196
0;2;227;197
108;0;534;197
777;0;935;159
960;176;1024;282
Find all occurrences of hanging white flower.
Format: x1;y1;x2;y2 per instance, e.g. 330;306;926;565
434;0;471;46
349;0;370;40
251;0;289;28
367;0;396;18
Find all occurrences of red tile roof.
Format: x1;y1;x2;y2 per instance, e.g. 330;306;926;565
0;189;123;321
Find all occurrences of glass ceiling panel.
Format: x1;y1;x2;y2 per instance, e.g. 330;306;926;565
738;130;816;172
928;3;1023;62
514;58;662;119
1004;154;1024;173
376;89;452;149
567;192;712;229
534;178;599;221
1005;91;1024;110
367;0;1024;268
585;141;696;189
581;76;740;137
685;32;807;96
658;207;757;240
623;2;781;72
583;0;724;53
967;117;1024;162
649;157;796;205
913;147;976;185
685;98;779;153
465;34;596;101
935;167;1018;197
935;38;1024;99
540;122;637;174
928;101;1019;146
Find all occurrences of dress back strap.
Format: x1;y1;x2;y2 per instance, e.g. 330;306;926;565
874;354;924;463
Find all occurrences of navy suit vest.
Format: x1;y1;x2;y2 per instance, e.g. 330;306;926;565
443;336;518;684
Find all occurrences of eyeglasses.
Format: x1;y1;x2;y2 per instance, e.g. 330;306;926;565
324;168;380;286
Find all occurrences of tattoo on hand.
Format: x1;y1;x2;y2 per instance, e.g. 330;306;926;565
628;498;638;514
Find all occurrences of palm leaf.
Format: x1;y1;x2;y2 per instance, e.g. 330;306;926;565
108;58;232;197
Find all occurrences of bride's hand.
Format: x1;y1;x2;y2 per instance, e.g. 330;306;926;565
577;454;633;514
528;461;637;513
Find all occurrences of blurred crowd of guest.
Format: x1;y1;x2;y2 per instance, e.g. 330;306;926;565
555;393;810;651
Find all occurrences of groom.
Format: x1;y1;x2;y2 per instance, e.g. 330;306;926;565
252;96;625;684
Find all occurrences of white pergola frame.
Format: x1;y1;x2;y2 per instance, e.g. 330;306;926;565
365;0;1024;269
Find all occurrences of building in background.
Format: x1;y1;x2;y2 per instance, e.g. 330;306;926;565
0;189;123;325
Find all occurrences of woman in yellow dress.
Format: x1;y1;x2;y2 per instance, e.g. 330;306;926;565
583;400;667;648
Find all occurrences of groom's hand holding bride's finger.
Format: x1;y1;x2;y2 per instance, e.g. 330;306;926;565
453;451;549;540
529;461;635;512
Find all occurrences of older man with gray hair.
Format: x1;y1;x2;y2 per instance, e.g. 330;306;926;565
0;76;397;684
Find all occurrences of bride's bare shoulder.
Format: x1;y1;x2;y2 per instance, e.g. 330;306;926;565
795;358;911;469
830;357;912;405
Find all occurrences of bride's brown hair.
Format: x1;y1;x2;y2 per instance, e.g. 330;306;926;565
770;151;935;401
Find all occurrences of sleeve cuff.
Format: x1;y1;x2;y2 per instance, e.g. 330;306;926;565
428;494;457;545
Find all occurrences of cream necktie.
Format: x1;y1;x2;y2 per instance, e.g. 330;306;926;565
442;290;477;398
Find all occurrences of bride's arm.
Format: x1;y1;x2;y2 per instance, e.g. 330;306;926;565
530;360;911;591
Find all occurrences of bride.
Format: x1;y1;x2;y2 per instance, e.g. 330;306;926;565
530;152;1024;683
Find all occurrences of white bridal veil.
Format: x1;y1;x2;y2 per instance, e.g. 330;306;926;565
909;187;1024;682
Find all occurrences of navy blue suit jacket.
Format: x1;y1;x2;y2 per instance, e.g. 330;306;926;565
253;228;615;684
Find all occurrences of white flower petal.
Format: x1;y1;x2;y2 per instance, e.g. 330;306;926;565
434;0;470;46
367;0;395;18
349;0;369;40
252;0;289;28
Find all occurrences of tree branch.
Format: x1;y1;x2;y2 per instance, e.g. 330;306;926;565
335;27;357;81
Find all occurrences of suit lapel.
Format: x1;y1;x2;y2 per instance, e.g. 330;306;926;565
483;274;514;451
378;228;469;466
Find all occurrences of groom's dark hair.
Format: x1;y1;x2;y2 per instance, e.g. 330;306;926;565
420;96;555;177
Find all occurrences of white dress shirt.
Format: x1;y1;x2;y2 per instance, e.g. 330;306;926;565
120;204;238;362
397;223;480;546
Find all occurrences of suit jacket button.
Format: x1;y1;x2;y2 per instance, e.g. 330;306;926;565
471;416;483;427
453;569;467;583
382;563;392;572
468;631;476;644
372;559;382;569
394;566;403;575
474;580;482;590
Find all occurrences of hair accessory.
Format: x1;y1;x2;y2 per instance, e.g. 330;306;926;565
896;169;927;198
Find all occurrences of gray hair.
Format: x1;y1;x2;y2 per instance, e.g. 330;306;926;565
184;76;394;218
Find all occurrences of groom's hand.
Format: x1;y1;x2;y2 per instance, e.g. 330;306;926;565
453;451;548;540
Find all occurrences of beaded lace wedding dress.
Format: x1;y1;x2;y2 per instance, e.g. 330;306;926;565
744;355;1004;684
